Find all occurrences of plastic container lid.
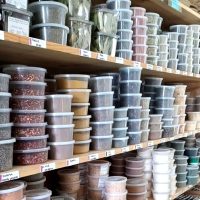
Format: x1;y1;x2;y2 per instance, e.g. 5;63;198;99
16;135;48;141
68;17;94;25
45;112;74;117
72;103;90;106
90;76;113;80
89;106;114;111
48;141;75;146
73;127;92;132
58;89;91;93
73;115;91;119
0;92;11;97
90;135;113;139
0;123;13;128
0;181;24;194
12;110;46;114
90;121;113;125
46;94;73;99
114;107;128;111
27;176;46;186
12;96;46;100
120;80;142;83
26;189;52;200
29;1;68;9
3;65;46;73
0;138;16;145
113;137;129;141
46;124;75;129
14;123;47;127
14;147;50;153
90;91;114;96
112;127;128;131
120;93;142;97
75;139;91;144
127;131;142;135
114;117;128;121
10;81;47;86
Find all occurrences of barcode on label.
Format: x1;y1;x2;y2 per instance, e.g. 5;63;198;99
0;171;19;182
116;57;124;64
89;154;99;161
80;49;91;58
147;64;153;70
97;53;108;61
0;31;4;40
105;150;115;157
41;163;56;172
67;158;80;166
121;147;130;153
29;37;46;48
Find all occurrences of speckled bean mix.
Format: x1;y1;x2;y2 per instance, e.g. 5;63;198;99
0;111;10;124
0;74;10;92
0;124;12;140
0;96;10;108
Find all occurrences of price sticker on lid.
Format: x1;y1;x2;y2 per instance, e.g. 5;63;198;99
0;171;19;182
41;163;56;172
29;37;46;48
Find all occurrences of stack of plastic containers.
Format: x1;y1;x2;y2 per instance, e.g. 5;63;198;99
131;7;148;63
87;160;110;200
89;76;114;150
146;12;160;65
152;149;175;200
186;95;196;112
157;34;169;68
91;5;118;56
187;165;199;186
110;155;125;176
170;25;188;72
119;67;142;145
0;72;15;172
29;1;69;45
171;139;186;156
189;25;200;74
137;147;153;198
166;32;179;70
3;65;48;165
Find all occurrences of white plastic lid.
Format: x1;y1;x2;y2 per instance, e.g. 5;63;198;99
14;147;50;154
89;76;113;80
3;65;47;73
45;112;74;117
57;89;91;93
0;92;11;97
46;124;74;129
54;74;90;79
112;127;128;131
0;138;15;145
14;123;47;127
73;127;92;132
114;117;128;121
120;93;142;97
73;115;91;119
90;91;114;96
90;121;113;125
46;94;73;99
10;81;47;86
120;80;142;83
0;123;13;128
12;109;46;114
127;131;142;135
16;135;48;141
0;108;11;112
26;189;52;200
48;141;75;146
0;181;24;194
90;135;113;139
75;139;91;144
89;106;114;111
112;137;128;141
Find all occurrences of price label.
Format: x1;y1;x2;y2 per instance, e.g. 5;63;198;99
0;31;4;40
115;57;124;64
97;53;108;61
135;144;142;149
41;163;56;172
160;138;167;143
157;66;163;71
29;37;46;48
0;171;19;182
80;49;91;58
188;73;193;77
184;133;188;137
170;137;175;141
134;61;141;68
176;70;181;74
166;68;172;73
67;158;80;166
182;71;188;76
105;150;115;157
89;153;99;161
147;64;153;70
148;141;154;147
197;74;200;78
121;147;130;153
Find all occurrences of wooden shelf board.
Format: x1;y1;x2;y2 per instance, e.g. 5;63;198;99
0;130;197;183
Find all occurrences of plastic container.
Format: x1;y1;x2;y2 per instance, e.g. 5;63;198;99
116;49;133;60
176;164;187;173
132;53;147;63
149;114;162;123
127;119;142;132
148;122;162;130
117;29;133;40
147;35;158;45
131;7;146;16
145;12;159;24
155;86;175;97
112;137;128;148
175;150;185;156
104;190;127;200
187;165;199;176
45;112;73;125
90;135;113;150
90;121;113;136
0;108;10;124
113;117;128;128
153;149;171;164
89;106;114;122
187;112;200;121
167;59;178;70
119;67;142;81
176;180;187;188
147;24;158;35
26;176;46;190
48;141;74;159
128;131;141;145
185;121;197;131
149;129;162;140
90;92;113;107
14;146;49;165
153;182;170;193
141;129;150;142
26;189;52;200
74;139;91;154
170;25;188;33
120;94;142;107
141;109;150;118
152;191;169;200
87;174;108;189
117;9;133;20
107;0;131;9
174;156;188;164
171;140;185;150
187;176;198;185
127;192;146;200
153;172;170;183
67;17;93;50
147;45;158;56
71;103;89;116
185;147;198;157
162;118;173;126
155;97;174;108
73;127;91;141
117;39;133;50
112;127;127;138
144;77;163;85
176;172;187;181
0;181;24;200
120;80;141;94
155;108;174;118
132;26;147;36
114;107;128;118
162;125;176;138
118;19;133;30
73;115;91;129
189;156;200;165
147;55;158;65
141;118;150;130
88;160;110;176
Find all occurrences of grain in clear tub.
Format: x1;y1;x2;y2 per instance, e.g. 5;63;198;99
54;74;90;89
90;121;113;136
71;103;90;116
90;92;114;107
104;190;127;200
88;175;108;189
57;169;80;182
73;115;91;128
88;160;110;176
74;139;91;154
90;135;113;150
26;189;52;200
73;127;91;141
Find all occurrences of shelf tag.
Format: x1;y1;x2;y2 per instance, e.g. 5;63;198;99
134;61;141;68
148;141;154;147
168;0;181;12
135;144;142;149
157;66;163;71
29;37;46;48
105;150;115;157
0;171;19;182
80;49;91;58
121;146;130;153
67;158;80;166
188;72;193;77
97;53;108;61
170;137;175;141
182;71;188;76
147;64;153;70
184;133;188;137
115;57;124;64
176;70;181;74
41;163;56;172
0;31;4;40
160;138;167;143
89;153;99;161
166;68;172;73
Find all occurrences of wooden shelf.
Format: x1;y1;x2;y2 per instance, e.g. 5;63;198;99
0;130;198;183
0;31;199;84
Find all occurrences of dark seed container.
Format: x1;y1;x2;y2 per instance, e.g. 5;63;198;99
155;97;175;108
128;106;142;119
128;131;142;145
119;80;142;94
162;125;176;138
187;165;199;176
184;147;198;157
175;156;188;165
101;73;119;86
0;138;15;172
0;108;11;124
45;112;73;125
128;119;142;132
0;92;11;108
187;175;198;185
3;65;47;82
11;96;45;110
120;94;142;107
170;140;185;150
176;172;187;181
119;67;142;81
114;107;128;118
174;150;185;156
0;123;13;140
155;86;175;97
155;108;174;118
113;117;128;128
90;92;114;107
90;121;113;136
176;180;187;188
176;164;187;173
144;77;163;85
112;127;128;138
0;73;10;92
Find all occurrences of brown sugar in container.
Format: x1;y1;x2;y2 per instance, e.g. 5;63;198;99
73;127;91;141
88;160;111;176
73;115;91;129
73;139;91;154
71;103;90;116
54;74;90;89
57;169;80;182
126;178;147;193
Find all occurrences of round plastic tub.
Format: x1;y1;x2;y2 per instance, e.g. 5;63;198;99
0;123;12;140
73;115;91;129
152;149;171;164
176;180;187;188
146;12;159;24
174;156;188;164
125;167;144;177
185;121;197;131
176;164;187;173
0;92;11;108
153;182;170;193
87;174;108;189
155;97;174;108
174;150;184;156
125;157;144;168
162;118;173;126
113;117;128;128
120;80;141;94
26;176;46;190
127;107;142;119
128;131;141;144
89;76;112;93
88;160;110;176
111;155;125;165
149;129;163;140
120;93;142;107
58;89;91;103
132;35;147;45
116;50;133;60
119;67;142;81
152;191;169;200
153;163;171;174
147;24;159;35
112;137;128;148
140;97;151;109
14;135;48;150
132;44;147;55
110;165;124;173
131;7;146;16
74;139;91;154
57;168;80;182
104;190;127;200
144;77;163;85
14;146;49;165
114;107;128;118
127;192;146;200
89;106;114;122
26;189;52;200
117;29;133;40
149;122;162;130
0;181;24;200
187;175;198;185
90;135;113;150
171;140;185;150
185;147;198;157
189;156;200;165
73;127;91;141
90;121;113;136
132;53;147;63
187;112;200;121
141;118;150;130
127;119;141;132
187;165;199;176
46;124;74;142
176;172;187;181
117;19;133;30
46;94;72;113
117;39;133;50
147;45;158;56
90;92;113;107
155;86;175;98
126;178;146;193
87;187;104;200
104;176;127;193
147;35;159;46
155;108;174;118
140;109;150;118
71;103;89;116
112;127;127;138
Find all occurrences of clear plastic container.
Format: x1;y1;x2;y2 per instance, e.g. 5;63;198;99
147;35;159;45
128;119;142;132
155;97;174;108
158;35;168;45
48;141;74;159
128;131;141;144
112;137;128;148
45;112;73;125
158;60;168;67
132;44;147;54
147;56;158;65
158;44;169;53
107;0;131;9
0;92;11;108
73;115;91;129
117;29;133;40
90;135;113;150
149;122;162;130
149;114;162;123
178;53;188;64
0;123;12;140
132;53;147;63
104;190;127;200
132;26;147;35
88;160;110;176
117;9;133;20
132;35;147;45
127;192;147;200
147;45;158;56
29;1;68;25
92;32;118;56
116;50;133;60
0;108;11;124
178;44;186;53
177;64;187;71
178;33;187;43
155;86;175;97
26;189;52;200
112;127;128;138
147;24;158;35
168;49;178;60
131;7;146;17
169;41;178;49
145;12;159;24
185;121;197;131
117;39;133;50
87;174;108;189
120;80;141;94
132;16;147;26
14;146;49;165
67;17;93;50
155;108;174;118
141;118;150;130
162;125;176;138
170;25;188;34
149;129;162;140
158;52;168;60
193;39;199;48
26;176;46;190
141;109;150;118
141;129;149;142
120;93;142;107
114;107;128;118
113;117;128;128
73;127;91;141
74;139;91;154
90;92;113;107
46;124;74;142
193;64;200;74
117;19;133;30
